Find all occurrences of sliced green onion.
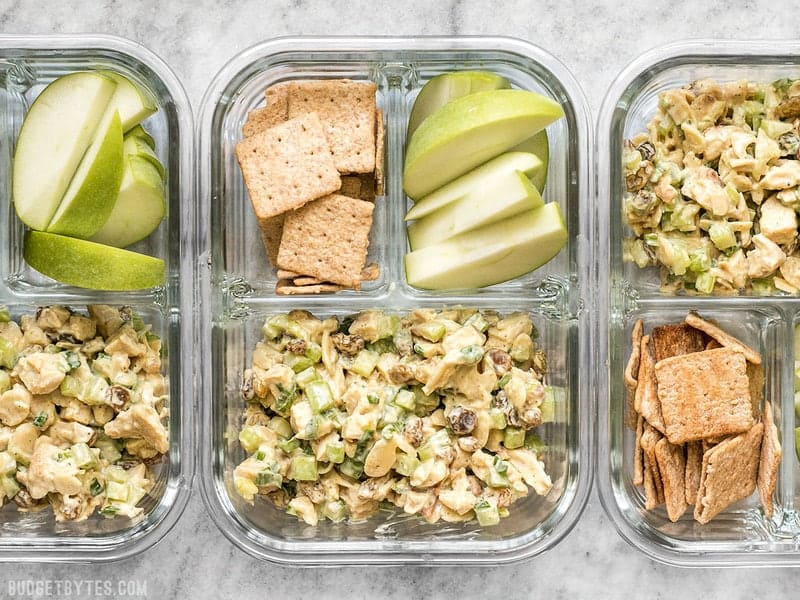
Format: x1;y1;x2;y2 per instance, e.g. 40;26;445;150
275;382;298;414
367;393;380;405
89;478;104;496
32;411;48;429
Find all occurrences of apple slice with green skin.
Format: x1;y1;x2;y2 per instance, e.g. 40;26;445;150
100;71;157;132
408;170;543;250
407;71;510;139
405;202;567;290
123;136;165;178
90;155;165;248
24;231;164;290
509;129;549;191
46;108;124;238
125;124;156;149
13;71;117;231
403;89;564;199
405;152;544;221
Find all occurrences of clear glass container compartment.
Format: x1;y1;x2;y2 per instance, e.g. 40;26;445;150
597;40;800;566
197;36;593;565
0;35;194;562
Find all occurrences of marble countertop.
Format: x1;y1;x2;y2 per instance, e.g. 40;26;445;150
3;0;800;598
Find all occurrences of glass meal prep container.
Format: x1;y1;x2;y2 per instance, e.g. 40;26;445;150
0;35;194;562
597;40;800;566
197;36;593;565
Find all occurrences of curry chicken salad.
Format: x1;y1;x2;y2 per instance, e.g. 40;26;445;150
623;78;800;294
234;309;555;526
0;305;168;522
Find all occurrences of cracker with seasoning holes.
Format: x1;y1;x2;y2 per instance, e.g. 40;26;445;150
287;79;377;173
758;401;781;519
276;193;374;288
235;112;341;220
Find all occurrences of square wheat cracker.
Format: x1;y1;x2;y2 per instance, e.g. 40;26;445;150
242;103;288;138
758;401;781;519
235;112;341;220
624;319;643;430
277;193;374;288
375;107;385;196
655;347;754;445
655;437;688;522
651;322;706;362
640;422;665;508
636;335;665;434
633;414;644;486
287;79;377;174
694;422;764;524
258;213;286;266
685;312;761;365
684;441;703;505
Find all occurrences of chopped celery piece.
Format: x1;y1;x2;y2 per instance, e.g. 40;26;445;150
96;437;122;464
239;426;271;454
376;314;400;340
379;403;403;428
255;467;282;488
306;380;334;413
394;453;420;477
503;427;525;449
0;337;18;369
540;386;564;423
279;436;300;454
60;374;82;398
510;337;531;362
761;119;794;138
415;320;446;343
418;429;450;461
275;382;298;414
367;338;396;355
487;468;511;489
694;272;716;294
349;349;379;378
709;222;737;251
0;306;9;323
0;370;9;394
524;432;546;453
412;386;439;416
304;342;322;363
89;478;104;496
83;376;109;406
295;367;319;389
106;480;129;502
326;440;345;464
290;455;318;481
261;318;282;340
353;431;374;463
474;499;500;526
688;248;711;273
464;312;490;333
1;475;20;500
489;408;507;430
323;499;347;522
128;484;147;506
286;353;314;373
70;442;97;469
104;465;128;484
0;452;15;475
393;389;415;411
268;416;293;439
339;458;363;479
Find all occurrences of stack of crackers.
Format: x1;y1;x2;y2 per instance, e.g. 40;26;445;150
235;79;385;295
624;312;781;524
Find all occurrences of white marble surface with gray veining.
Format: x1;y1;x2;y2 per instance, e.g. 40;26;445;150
2;1;800;598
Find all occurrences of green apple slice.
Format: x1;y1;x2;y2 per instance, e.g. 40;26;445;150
24;231;164;290
405;152;544;221
100;71;156;132
125;124;156;149
90;156;165;248
405;202;567;290
46;108;124;238
403;89;564;199
13;71;117;231
123;136;165;178
508;130;549;191
408;170;543;250
407;71;510;139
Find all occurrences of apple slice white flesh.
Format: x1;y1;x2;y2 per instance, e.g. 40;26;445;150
408;170;543;250
403;89;564;199
509;129;549;191
90;155;165;248
24;231;164;290
407;71;510;139
100;71;156;132
46;108;124;238
123;136;165;178
405;202;567;290
13;72;117;231
405;152;544;221
125;124;156;149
